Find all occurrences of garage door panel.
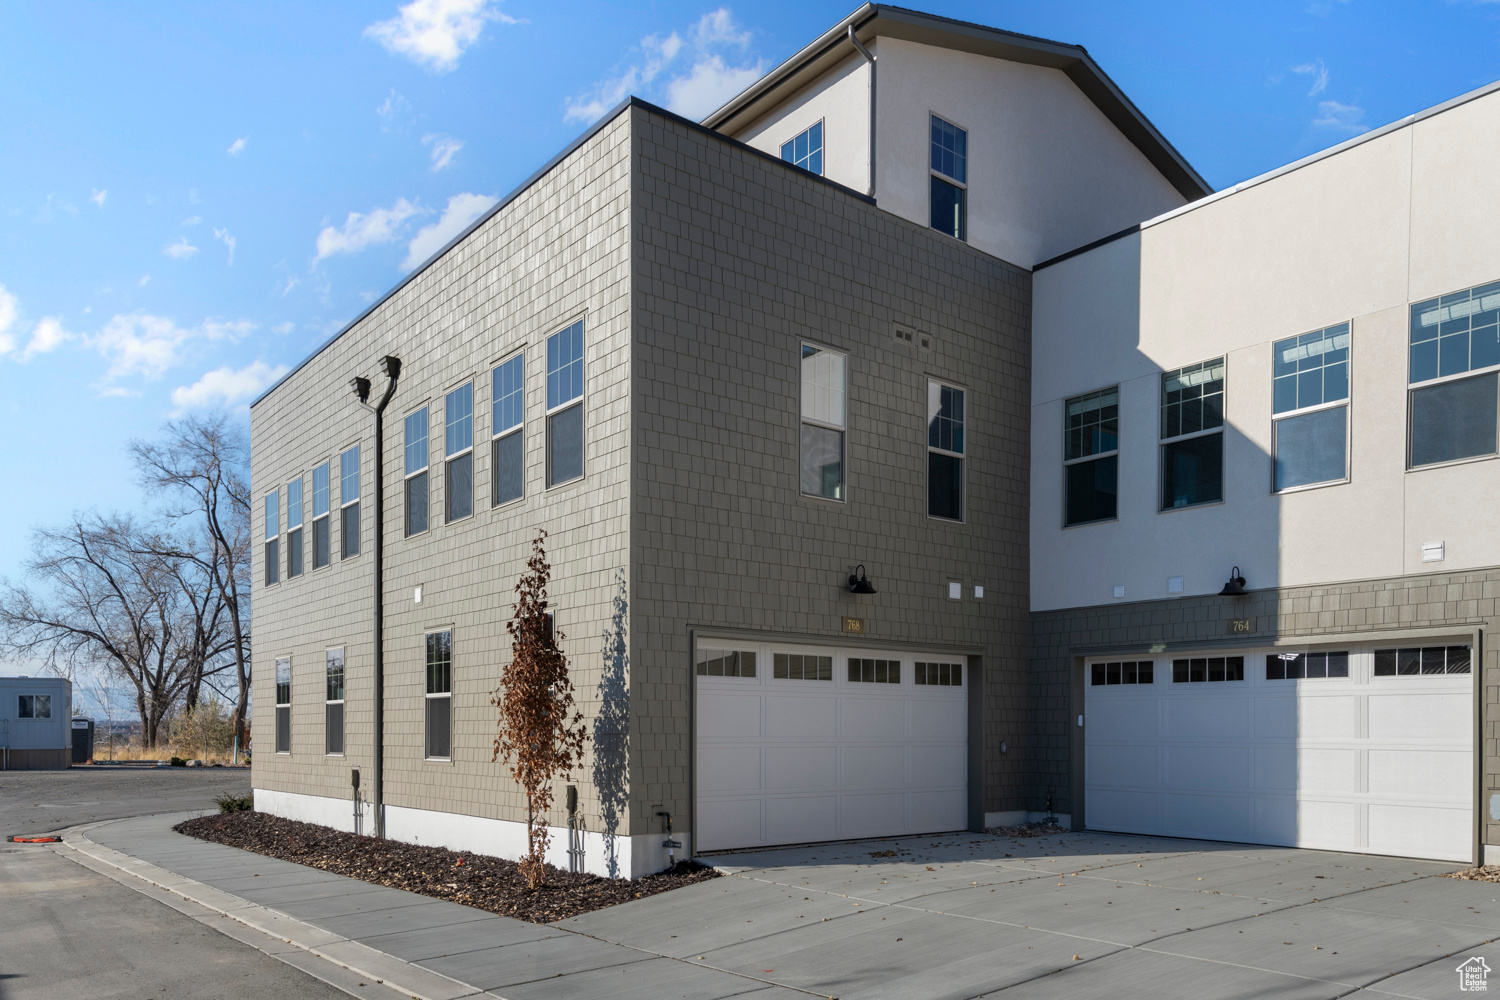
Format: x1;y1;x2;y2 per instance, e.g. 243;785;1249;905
1252;696;1298;738
909;699;966;740
766;795;837;844
1295;799;1361;850
1087;789;1159;833
698;746;761;792
1297;696;1360;739
840;744;905;790
1368;804;1470;862
1165;698;1248;739
1164;745;1248;790
1252;747;1298;790
1253;795;1297;842
1087;743;1157;788
910;743;965;782
765;695;836;739
1298;748;1361;793
910;789;966;831
700;693;761;740
1086;700;1159;741
1369;749;1471;799
1164;792;1252;839
765;745;836;790
1368;692;1468;739
698;798;762;853
841;697;905;739
840;792;908;836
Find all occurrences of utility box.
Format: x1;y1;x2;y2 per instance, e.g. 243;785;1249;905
71;718;94;764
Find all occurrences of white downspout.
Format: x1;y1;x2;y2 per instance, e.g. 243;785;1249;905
848;24;876;199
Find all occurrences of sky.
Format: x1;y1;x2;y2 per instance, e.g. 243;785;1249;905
2;0;1500;602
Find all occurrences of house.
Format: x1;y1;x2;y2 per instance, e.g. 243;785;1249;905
0;675;72;770
249;5;1500;873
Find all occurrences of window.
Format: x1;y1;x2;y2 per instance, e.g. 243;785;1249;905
286;477;303;578
312;462;331;569
1266;652;1348;680
1160;358;1225;510
404;408;429;536
263;491;279;585
1409;281;1500;467
17;694;51;719
325;648;344;756
1373;645;1471;676
928;382;965;520
1089;661;1154;685
444;383;474;522
929;115;967;240
546;321;585;487
696;649;756;677
340;447;360;558
773;653;832;680
426;630;452;759
915;661;962;686
1064;387;1118;525
492;353;524;506
849;658;900;683
780;121;823;175
275;657;291;754
1273;324;1349;491
1171;656;1244;682
800;344;846;500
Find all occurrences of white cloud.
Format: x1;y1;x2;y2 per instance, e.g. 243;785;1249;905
0;284;16;356
163;237;199;260
377;89;411;130
1291;59;1329;96
170;360;289;414
364;0;519;72
21;317;72;360
273;321;295;335
402;192;497;270
213;227;236;265
91;189;107;208
227;137;247;156
89;312;253;382
315;198;421;260
1313;99;1367;133
564;8;762;125
423;133;464;171
181;215;203;227
138;274;151;287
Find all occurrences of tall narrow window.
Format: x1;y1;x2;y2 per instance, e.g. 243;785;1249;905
426;630;452;759
546;321;585;487
286;478;303;578
325;648;345;756
928;381;964;520
929;115;967;241
274;657;291;754
800;344;846;500
1409;280;1500;468
263;491;279;585
492;353;524;505
445;383;474;521
340;446;360;558
1273;323;1350;490
780;120;824;175
404;407;429;536
312;462;331;569
1064;387;1118;525
1160;358;1225;510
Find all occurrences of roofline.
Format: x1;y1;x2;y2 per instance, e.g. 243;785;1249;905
253;98;875;409
1035;75;1500;271
700;3;1211;202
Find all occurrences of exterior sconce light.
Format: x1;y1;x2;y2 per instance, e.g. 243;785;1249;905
349;376;371;403
847;564;877;594
1218;566;1248;597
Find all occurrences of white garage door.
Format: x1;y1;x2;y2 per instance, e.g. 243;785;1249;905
1085;644;1474;862
695;638;969;853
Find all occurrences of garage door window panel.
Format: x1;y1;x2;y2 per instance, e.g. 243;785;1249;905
1090;660;1153;685
1171;656;1243;682
773;653;832;680
1265;651;1348;679
697;649;756;677
1373;645;1470;676
914;661;961;686
849;658;900;683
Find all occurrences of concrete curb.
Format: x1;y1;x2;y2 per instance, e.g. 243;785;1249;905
54;816;486;1000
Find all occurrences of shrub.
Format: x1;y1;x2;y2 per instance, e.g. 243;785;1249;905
169;756;187;767
214;793;253;813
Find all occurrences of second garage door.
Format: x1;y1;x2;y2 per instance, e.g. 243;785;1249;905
695;638;969;853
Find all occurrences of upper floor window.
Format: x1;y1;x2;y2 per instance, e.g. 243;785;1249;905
780;121;823;175
546;321;585;487
404;407;429;537
1273;323;1349;491
286;477;304;578
929;115;967;241
311;462;331;569
340;446;360;558
492;353;524;506
1064;387;1118;525
800;344;845;500
1409;280;1500;468
445;383;474;522
1160;358;1224;510
928;381;964;520
263;490;279;585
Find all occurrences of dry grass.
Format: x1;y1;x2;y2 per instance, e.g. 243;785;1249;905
87;736;245;766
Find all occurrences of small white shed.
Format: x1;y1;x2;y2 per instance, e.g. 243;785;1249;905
0;676;72;770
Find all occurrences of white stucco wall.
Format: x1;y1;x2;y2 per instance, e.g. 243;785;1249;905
1031;85;1500;611
727;37;1189;268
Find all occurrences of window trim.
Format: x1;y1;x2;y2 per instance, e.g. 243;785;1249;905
1158;356;1227;513
1062;384;1120;528
799;340;848;504
491;350;525;508
443;381;475;523
926;378;966;523
424;628;454;762
545;320;586;490
404;404;430;538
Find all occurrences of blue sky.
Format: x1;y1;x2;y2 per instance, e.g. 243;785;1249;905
2;0;1500;589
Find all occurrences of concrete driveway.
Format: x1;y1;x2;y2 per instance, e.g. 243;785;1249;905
559;831;1500;999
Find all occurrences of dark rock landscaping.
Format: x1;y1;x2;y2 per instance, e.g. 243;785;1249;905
175;811;720;923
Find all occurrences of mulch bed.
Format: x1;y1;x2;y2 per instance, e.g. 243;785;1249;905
174;811;720;924
1443;865;1500;883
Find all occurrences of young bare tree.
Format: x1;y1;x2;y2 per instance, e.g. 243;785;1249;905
131;414;252;747
492;531;589;889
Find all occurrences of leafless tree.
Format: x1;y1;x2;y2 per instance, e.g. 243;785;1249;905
131;414;252;747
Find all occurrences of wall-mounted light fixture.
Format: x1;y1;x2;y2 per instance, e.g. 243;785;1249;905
847;564;877;594
1218;566;1248;597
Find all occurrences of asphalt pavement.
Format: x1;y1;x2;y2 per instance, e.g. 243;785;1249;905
0;764;251;837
